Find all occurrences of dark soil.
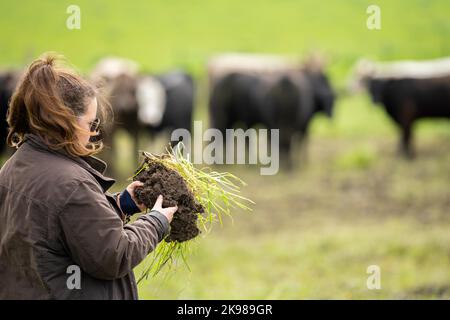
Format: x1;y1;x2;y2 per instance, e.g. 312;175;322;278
133;161;204;242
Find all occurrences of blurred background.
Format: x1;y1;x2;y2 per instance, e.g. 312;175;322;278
0;0;449;299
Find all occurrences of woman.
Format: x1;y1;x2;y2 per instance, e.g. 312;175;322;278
0;53;178;299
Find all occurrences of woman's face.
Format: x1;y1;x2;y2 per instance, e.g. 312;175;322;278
77;97;98;146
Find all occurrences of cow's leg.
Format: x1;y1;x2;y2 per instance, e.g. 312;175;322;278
220;117;232;165
279;129;293;171
281;144;293;171
267;128;272;151
398;103;416;159
298;133;309;168
400;121;414;159
169;124;189;148
132;125;140;167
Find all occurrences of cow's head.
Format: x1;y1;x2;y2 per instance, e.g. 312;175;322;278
107;73;138;113
302;54;335;117
347;59;377;94
305;70;335;117
367;78;387;105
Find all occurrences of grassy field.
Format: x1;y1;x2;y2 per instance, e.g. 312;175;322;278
111;95;450;299
1;0;449;299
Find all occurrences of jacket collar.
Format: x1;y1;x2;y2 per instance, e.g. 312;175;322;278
23;133;116;192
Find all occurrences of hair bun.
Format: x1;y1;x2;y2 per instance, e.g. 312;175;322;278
42;54;56;67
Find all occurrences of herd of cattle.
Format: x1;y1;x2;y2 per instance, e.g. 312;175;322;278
1;53;449;171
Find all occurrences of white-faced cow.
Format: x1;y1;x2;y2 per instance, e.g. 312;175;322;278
352;57;450;157
91;58;194;175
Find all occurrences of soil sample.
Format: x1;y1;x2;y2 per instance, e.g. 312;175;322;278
133;161;204;242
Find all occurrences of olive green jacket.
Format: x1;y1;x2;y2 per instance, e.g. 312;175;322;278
0;133;169;299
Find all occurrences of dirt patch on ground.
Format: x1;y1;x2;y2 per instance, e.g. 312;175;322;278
133;162;204;242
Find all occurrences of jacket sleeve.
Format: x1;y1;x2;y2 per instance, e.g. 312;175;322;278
58;178;170;280
105;191;126;222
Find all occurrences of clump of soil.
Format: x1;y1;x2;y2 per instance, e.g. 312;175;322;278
133;161;204;242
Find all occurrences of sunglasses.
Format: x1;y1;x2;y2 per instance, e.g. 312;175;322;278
89;118;101;133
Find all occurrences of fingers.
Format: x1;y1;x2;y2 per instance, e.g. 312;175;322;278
126;181;146;212
151;195;178;223
126;181;144;199
165;205;178;215
153;195;163;209
160;206;177;223
127;181;144;193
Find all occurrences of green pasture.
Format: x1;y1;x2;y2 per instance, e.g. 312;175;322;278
1;0;449;299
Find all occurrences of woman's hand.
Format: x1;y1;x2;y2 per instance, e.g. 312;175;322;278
151;195;177;223
120;182;177;223
125;181;146;212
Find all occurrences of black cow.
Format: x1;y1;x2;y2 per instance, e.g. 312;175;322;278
367;75;450;157
209;67;335;168
99;70;194;175
152;71;194;137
